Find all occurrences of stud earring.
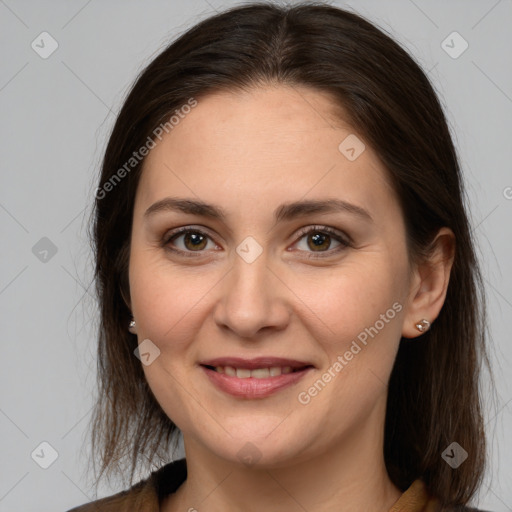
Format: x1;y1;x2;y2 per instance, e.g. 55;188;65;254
128;319;137;334
415;319;431;333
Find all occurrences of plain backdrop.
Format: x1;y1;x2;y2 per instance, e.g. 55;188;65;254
0;0;511;510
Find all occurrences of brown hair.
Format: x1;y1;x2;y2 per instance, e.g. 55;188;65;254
89;2;490;506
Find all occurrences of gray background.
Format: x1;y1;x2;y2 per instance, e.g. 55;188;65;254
0;0;511;510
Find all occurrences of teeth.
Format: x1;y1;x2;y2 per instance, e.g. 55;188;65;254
251;368;270;379
269;366;281;377
236;368;252;378
224;366;236;377
214;366;295;378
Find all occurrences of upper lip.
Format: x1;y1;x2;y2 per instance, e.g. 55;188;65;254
200;357;314;370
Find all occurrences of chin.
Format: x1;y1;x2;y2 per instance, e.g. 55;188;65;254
194;422;318;470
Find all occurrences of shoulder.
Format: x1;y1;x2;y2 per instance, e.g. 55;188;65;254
66;458;187;512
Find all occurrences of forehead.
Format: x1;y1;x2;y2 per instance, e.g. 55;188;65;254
136;85;398;221
149;85;354;160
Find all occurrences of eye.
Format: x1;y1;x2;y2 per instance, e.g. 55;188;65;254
291;225;351;259
162;225;352;259
162;227;218;257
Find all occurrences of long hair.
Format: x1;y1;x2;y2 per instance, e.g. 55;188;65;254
89;2;489;506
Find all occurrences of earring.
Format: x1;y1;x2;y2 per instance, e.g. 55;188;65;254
415;319;431;333
128;319;136;334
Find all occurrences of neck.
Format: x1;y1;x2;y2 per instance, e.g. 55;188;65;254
162;406;402;512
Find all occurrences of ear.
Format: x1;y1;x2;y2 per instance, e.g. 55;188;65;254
402;227;455;339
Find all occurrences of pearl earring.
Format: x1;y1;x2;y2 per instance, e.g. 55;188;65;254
128;319;137;334
415;319;431;333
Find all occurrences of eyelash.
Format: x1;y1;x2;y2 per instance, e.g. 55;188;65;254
162;225;352;260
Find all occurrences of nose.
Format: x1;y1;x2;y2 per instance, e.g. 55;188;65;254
213;249;290;340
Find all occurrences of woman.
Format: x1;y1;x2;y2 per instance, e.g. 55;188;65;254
68;2;492;511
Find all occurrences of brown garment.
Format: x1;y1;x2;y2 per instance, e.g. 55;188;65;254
388;479;440;511
67;458;486;512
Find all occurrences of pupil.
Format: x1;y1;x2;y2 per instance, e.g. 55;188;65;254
185;232;206;250
309;232;329;251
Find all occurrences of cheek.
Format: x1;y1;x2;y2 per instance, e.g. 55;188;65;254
294;262;405;423
293;257;407;413
292;256;405;346
129;260;210;428
129;250;224;357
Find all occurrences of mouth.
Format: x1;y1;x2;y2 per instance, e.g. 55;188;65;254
199;357;315;399
201;365;311;378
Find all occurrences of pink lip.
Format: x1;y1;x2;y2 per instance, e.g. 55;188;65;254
200;359;314;399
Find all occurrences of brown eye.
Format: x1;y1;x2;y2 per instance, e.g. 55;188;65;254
163;228;217;256
293;226;351;259
307;232;332;251
181;231;208;251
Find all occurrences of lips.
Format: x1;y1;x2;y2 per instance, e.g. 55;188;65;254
212;366;294;378
199;356;314;399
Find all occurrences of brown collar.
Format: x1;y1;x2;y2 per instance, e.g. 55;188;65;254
388;479;440;511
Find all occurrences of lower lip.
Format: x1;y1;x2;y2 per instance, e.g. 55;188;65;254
201;366;313;399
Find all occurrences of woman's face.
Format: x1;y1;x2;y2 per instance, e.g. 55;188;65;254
129;85;417;467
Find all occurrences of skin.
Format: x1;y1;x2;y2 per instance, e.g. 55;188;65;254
127;85;455;512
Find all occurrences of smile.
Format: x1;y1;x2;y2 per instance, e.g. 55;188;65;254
206;365;299;378
200;359;314;399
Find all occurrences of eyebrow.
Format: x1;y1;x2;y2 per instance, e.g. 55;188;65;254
144;197;373;224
